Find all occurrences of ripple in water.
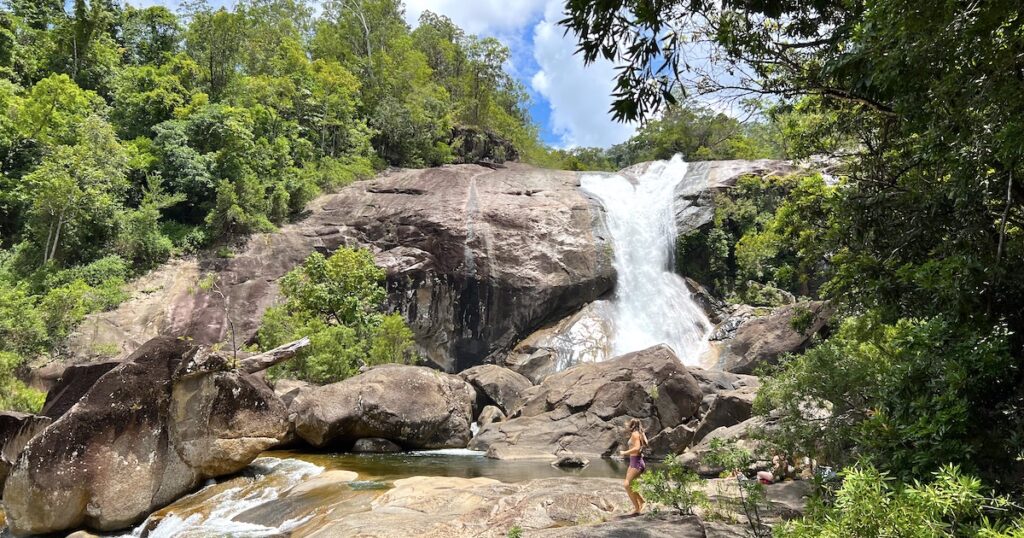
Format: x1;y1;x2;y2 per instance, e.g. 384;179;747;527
580;155;712;364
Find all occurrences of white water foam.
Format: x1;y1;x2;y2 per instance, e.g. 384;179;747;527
580;155;713;364
409;448;486;457
119;457;324;538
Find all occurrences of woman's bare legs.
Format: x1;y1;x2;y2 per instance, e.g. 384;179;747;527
624;467;644;514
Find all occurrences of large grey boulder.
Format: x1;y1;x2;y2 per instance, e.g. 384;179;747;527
66;163;615;374
1;337;290;535
459;364;532;415
0;412;51;495
692;387;757;444
680;417;770;476
712;301;832;374
38;360;119;419
292;365;477;450
470;345;702;459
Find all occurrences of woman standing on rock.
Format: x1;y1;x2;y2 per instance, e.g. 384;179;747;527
619;418;648;515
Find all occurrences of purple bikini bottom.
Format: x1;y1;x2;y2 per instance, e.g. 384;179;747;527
629;455;646;472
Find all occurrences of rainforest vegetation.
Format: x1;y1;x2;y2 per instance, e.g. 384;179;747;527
0;0;790;411
0;0;557;410
565;0;1024;533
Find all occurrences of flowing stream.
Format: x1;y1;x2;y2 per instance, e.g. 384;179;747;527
580;155;713;364
95;451;626;537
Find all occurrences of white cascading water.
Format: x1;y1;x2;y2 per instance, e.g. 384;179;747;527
580;155;712;364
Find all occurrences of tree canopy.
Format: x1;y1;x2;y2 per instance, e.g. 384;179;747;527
562;0;1024;526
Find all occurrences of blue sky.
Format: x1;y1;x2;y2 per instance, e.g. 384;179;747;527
127;0;637;148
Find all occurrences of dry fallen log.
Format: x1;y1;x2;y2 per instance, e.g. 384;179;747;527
238;337;311;374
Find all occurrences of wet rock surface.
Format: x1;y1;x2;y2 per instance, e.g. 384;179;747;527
291;473;807;537
1;336;289;535
470;345;702;459
501;300;615;384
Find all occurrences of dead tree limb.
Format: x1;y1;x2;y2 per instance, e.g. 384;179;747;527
238;337;311;374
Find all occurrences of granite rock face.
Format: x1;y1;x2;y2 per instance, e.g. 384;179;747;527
67;163;615;374
2;337;289;535
470;345;702;459
0;412;51;495
712;301;833;374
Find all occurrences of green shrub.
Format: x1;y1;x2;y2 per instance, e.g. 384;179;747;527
756;314;1015;483
162;222;209;254
0;352;45;413
633;455;708;514
260;248;417;384
674;173;833;303
0;283;48;354
776;466;1023;538
368;313;416;366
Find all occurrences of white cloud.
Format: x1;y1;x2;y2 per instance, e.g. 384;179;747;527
530;0;636;148
403;0;547;35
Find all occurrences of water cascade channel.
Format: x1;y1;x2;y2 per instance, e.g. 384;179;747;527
579;155;713;364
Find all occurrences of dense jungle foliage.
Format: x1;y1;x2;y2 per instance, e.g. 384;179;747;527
0;0;570;410
565;0;1024;532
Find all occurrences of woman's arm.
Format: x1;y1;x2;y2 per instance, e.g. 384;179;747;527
618;432;642;456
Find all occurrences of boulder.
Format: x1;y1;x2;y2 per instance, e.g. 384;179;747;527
692;387;757;444
477;405;505;426
0;412;51;494
459;364;532;415
470;345;702;459
646;425;696;458
273;378;313;408
551;454;589;469
352;438;403;453
292;365;476;450
2;336;290;535
38;360;119;419
681;417;769;476
713;301;833;374
66;163;616;373
689;368;761;397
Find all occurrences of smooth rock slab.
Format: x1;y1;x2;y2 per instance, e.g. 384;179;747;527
300;476;625;537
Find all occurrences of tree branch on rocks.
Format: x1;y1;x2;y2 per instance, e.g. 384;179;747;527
238;337;311;374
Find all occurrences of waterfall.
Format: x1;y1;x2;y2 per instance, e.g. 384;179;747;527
580;155;712;364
